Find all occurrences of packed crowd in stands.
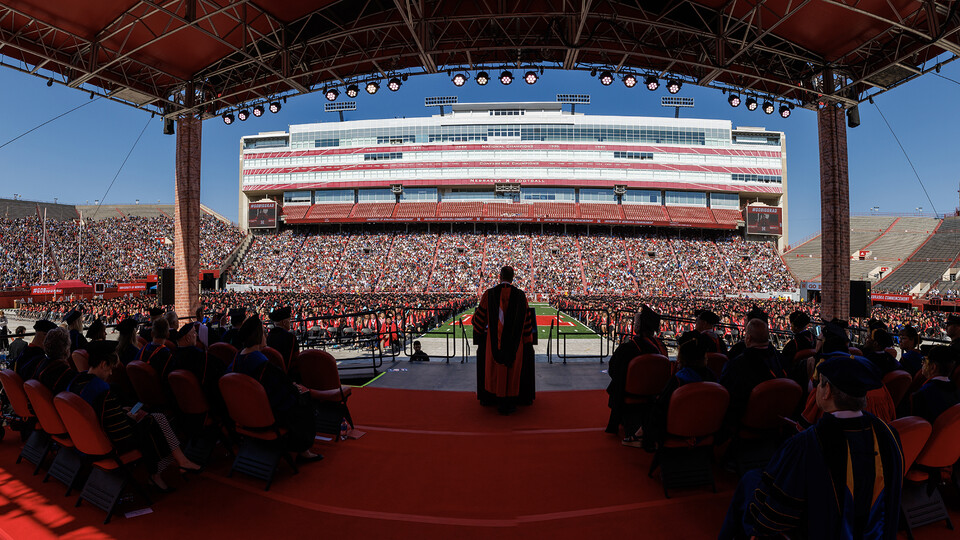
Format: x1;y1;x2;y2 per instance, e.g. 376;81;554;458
225;227;796;296
0;214;245;287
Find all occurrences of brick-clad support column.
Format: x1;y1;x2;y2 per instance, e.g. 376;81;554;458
174;110;201;319
817;69;850;321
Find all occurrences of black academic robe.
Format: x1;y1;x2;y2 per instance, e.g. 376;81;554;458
865;350;901;377
605;333;668;434
69;329;88;353
720;345;786;429
473;284;535;404
32;358;78;395
910;378;960;424
267;327;299;373
720;413;902;540
13;344;46;381
678;329;727;355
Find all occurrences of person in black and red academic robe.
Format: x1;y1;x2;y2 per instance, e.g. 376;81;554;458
472;266;534;415
267;306;299;373
677;309;726;355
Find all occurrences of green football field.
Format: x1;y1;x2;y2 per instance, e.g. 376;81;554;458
430;303;600;341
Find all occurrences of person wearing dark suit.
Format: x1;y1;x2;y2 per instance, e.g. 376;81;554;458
135;317;174;381
267;306;299;373
910;345;960;424
605;305;668;440
727;306;769;361
220;308;247;349
678;309;726;356
138;307;164;343
226;315;321;461
720;318;786;432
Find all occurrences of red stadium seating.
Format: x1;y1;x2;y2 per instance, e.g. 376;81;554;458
305;203;355;221
394;202;438;219
351;202;396;218
437;201;484;218
711;208;742;226
281;205;310;221
621;204;668;223
666;206;717;226
579;203;623;220
531;202;577;219
486;202;530;218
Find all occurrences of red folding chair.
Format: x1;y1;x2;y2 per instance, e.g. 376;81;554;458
882;370;912;408
706;353;728;379
731;378;803;475
70;350;90;372
54;392;151;524
649;382;729;497
23;380;84;494
889;416;932;474
262;346;287;374
623;354;671;448
168;369;231;464
0;369;46;472
900;404;960;537
219;373;298;490
126;360;171;411
295;349;354;438
208;342;238;368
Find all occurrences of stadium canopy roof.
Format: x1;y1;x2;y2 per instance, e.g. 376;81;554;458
1;0;958;119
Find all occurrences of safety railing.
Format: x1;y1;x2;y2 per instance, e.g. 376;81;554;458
547;307;615;363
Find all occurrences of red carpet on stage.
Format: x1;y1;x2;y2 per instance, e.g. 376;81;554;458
0;387;956;539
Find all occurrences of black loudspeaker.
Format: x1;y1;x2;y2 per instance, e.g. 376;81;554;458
163;118;175;135
201;272;216;291
847;105;860;128
158;268;175;306
850;280;871;318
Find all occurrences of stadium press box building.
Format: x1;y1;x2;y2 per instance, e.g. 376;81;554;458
238;101;788;247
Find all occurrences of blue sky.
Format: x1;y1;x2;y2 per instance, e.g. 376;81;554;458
1;63;959;244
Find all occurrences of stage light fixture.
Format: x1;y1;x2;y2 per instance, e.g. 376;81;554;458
452;73;468;87
366;81;380;94
623;74;638;88
599;71;614;86
779;104;791;118
252;105;265;117
237;109;250;121
524;70;538;85
325;88;339;101
745;97;758;111
499;71;513;85
222;112;234;125
644;76;659;91
728;94;741;107
476;71;490;85
667;80;682;94
46;78;53;87
762;101;774;114
269;101;281;113
387;77;402;91
346;84;359;98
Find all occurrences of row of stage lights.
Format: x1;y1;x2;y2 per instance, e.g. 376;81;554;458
223;69;792;123
222;101;282;124
726;94;793;118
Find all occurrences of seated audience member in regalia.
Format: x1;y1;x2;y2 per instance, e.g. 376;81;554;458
13;319;57;380
115;318;141;366
85;319;107;342
134;317;175;380
639;333;715;448
31;327;78;396
678;309;726;355
64;310;88;352
781;310;815;368
909;345;960;424
862;325;901;376
605;305;667;439
720;318;786;431
226;315;322;462
69;340;202;492
726;306;768;360
897;324;923;376
220;308;247;348
138;307;164;342
266;306;299;372
719;354;902;539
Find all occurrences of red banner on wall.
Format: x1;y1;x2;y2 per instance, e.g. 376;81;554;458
117;283;147;292
30;286;61;295
871;293;911;303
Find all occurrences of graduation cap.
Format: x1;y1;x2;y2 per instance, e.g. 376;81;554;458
229;308;246;326
115;318;137;335
789;310;811;328
85;340;118;365
817;354;882;398
33;319;57;333
867;318;888;331
236;314;262;344
821;321;850;353
172;323;196;341
745;306;768;323
85;319;105;339
636;305;661;332
695;309;720;326
149;307;164;317
869;328;894;348
268;306;291;322
64;310;82;325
